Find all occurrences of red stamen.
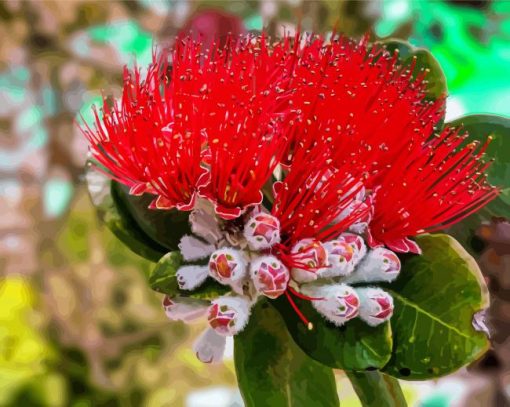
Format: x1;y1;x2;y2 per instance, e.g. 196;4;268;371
285;290;314;330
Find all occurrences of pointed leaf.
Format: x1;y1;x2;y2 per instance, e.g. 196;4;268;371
235;301;339;407
271;296;392;370
382;234;490;380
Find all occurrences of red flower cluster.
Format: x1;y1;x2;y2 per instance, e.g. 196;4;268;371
82;32;498;253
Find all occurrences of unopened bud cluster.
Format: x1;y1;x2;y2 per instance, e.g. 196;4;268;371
163;203;401;363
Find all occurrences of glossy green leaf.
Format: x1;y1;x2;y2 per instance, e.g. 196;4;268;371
235;301;339;407
377;39;447;102
150;252;229;300
271;296;392;371
85;165;166;262
346;371;407;407
113;182;192;251
382;234;490;380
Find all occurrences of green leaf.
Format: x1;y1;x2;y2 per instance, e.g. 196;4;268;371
382;234;490;380
444;115;510;252
346;371;407;407
113;182;192;251
150;252;229;300
449;114;510;218
377;39;447;102
235;300;339;407
85;165;166;262
271;296;392;371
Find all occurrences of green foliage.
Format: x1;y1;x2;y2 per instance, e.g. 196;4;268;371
445;115;510;251
377;39;447;102
234;301;339;407
271;296;393;371
150;252;229;300
382;234;489;380
346;371;407;407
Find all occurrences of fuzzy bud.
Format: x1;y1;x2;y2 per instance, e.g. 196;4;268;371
338;233;367;265
176;265;209;291
356;287;394;326
208;248;247;285
244;213;281;250
193;327;227;364
162;296;209;323
345;247;401;284
304;284;360;326
207;296;252;336
321;240;355;278
250;255;290;299
290;239;329;283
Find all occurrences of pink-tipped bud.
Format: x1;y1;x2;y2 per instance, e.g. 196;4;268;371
356;287;394;326
250;255;290;299
321;240;355;278
338;232;367;265
290;238;329;283
162;295;209;323
303;284;360;326
176;265;209;290
345;247;401;284
244;213;281;250
207;296;251;336
193;327;227;364
208;248;247;285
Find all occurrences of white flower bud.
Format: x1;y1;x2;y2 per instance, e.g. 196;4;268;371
178;235;215;261
321;240;356;278
176;265;209;291
338;232;367;265
345;247;401;284
356;287;394;326
193;327;227;364
290;239;329;283
207;296;252;336
162;296;209;323
250;255;290;299
303;284;360;326
244;213;281;250
208;248;247;285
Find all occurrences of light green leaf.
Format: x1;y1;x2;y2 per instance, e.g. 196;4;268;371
271;296;392;371
235;301;339;407
383;234;490;380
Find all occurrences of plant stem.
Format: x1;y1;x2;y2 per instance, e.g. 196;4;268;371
346;371;407;407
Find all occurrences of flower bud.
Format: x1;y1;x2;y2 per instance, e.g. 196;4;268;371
321;240;355;278
356;288;394;326
304;284;359;326
178;235;215;261
250;255;290;299
345;247;401;284
207;296;252;336
193;327;227;364
208;248;247;285
244;213;281;250
290;239;329;283
338;232;367;265
176;265;209;291
162;296;209;323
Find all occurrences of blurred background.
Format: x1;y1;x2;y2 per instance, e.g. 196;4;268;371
0;1;509;406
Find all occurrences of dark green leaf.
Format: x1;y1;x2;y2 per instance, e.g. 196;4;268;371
150;252;230;300
271;295;392;370
113;182;192;251
85;165;167;262
383;234;490;380
377;39;447;102
235;301;339;407
346;371;407;407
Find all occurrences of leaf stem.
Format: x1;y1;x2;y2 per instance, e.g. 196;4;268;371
346;371;407;407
